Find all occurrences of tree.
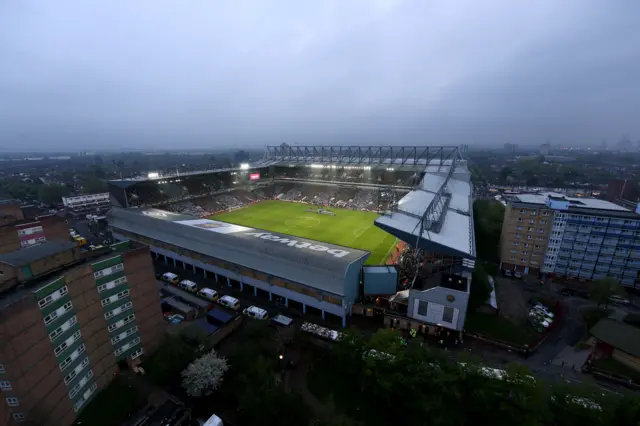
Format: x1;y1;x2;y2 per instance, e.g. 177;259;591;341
469;264;493;311
37;184;70;205
499;166;513;183
589;276;623;309
181;349;229;397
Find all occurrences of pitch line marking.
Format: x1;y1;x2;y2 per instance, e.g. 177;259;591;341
353;226;371;238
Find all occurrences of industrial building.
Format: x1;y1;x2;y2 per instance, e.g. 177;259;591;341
500;192;640;288
0;237;165;425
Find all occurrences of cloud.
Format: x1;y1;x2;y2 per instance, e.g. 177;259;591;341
0;0;639;150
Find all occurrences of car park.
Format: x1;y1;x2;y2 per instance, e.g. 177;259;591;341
243;305;268;320
197;288;220;302
609;295;631;305
503;270;513;277
217;295;241;311
514;271;523;279
161;272;180;285
532;303;554;319
178;279;198;293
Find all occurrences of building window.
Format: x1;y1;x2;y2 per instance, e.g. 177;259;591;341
93;263;124;279
0;381;11;391
520;258;526;262
54;330;82;356
97;276;127;293
12;413;25;422
108;314;136;332
100;289;130;307
515;234;522;239
6;397;19;407
38;286;69;309
518;218;524;223
531;210;537;215
510;250;516;254
49;315;78;342
521;251;528;255
511;242;519;246
542;211;549;216
64;357;90;385
442;307;454;323
520;209;527;214
516;226;523;231
43;301;73;326
509;256;515;261
104;302;133;320
417;301;428;316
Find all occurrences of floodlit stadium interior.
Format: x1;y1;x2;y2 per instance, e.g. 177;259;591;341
107;145;476;329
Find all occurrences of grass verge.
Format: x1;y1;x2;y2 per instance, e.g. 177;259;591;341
465;311;537;346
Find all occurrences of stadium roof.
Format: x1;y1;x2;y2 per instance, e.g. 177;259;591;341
374;155;476;262
108;208;369;297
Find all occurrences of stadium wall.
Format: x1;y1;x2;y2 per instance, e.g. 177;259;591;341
112;233;352;326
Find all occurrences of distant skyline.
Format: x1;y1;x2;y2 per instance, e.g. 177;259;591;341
1;0;639;152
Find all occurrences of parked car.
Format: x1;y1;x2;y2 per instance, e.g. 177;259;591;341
532;304;555;319
609;295;631;305
514;271;523;279
503;270;513;277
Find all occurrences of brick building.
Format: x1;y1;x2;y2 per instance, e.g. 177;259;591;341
0;241;165;425
0;214;69;254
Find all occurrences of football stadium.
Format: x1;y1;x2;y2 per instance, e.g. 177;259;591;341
107;145;476;329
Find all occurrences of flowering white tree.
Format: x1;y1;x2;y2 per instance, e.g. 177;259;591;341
181;349;229;397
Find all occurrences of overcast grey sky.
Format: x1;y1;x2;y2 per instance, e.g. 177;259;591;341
1;0;639;151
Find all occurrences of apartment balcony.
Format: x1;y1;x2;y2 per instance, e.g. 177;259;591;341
584;255;599;262
588;238;604;245
606;228;623;235
560;243;574;250
600;249;615;256
586;246;600;254
563;233;577;241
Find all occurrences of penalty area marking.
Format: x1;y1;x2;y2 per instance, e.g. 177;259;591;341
284;217;321;229
353;226;371;238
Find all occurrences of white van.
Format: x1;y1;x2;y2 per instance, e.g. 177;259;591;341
197;288;219;301
217;295;241;311
243;305;268;320
178;280;198;293
161;272;179;285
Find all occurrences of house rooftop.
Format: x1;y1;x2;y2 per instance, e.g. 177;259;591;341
590;318;640;357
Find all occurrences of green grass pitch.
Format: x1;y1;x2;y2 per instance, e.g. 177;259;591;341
213;200;397;264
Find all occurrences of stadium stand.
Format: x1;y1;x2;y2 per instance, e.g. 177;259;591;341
107;145;476;331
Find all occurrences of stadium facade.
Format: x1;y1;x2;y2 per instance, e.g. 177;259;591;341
107;145;476;330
